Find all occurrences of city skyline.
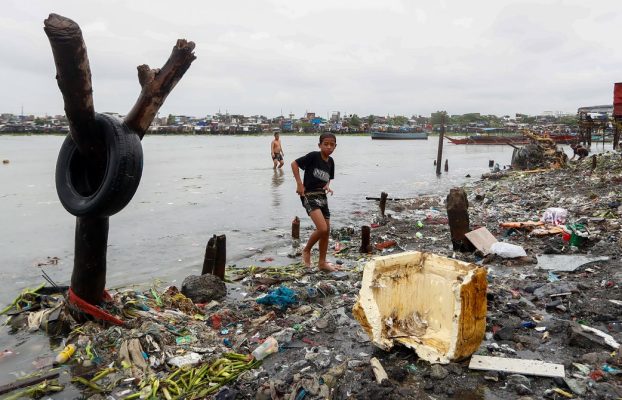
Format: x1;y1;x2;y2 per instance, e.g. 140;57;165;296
2;1;621;118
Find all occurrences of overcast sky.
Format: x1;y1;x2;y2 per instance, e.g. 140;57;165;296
2;0;621;118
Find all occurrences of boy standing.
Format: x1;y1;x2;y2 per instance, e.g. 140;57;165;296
271;132;285;168
291;133;339;272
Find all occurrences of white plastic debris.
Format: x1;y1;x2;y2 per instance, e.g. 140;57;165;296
490;242;527;258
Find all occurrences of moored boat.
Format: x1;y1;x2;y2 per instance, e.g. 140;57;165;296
447;132;579;145
371;131;428;140
446;135;529;145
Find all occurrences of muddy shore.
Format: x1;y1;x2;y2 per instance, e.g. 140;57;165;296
2;151;621;399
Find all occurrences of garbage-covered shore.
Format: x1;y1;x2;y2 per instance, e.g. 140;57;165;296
2;152;622;399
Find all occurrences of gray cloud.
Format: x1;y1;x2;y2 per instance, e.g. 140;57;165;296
2;0;621;117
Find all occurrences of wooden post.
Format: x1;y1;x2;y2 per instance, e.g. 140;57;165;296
202;234;226;280
444;159;449;172
202;235;217;275
446;188;475;252
45;13;195;306
360;225;371;253
436;114;445;175
379;192;388;217
292;216;300;239
591;154;597;171
488;160;494;168
213;235;227;280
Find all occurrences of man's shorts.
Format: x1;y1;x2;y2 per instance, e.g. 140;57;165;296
300;191;330;219
272;153;283;161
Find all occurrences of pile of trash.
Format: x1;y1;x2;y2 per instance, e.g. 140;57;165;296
1;151;621;399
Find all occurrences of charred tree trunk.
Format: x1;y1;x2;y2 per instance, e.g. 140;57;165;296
71;217;108;305
44;13;195;306
446;188;475;252
44;14;101;160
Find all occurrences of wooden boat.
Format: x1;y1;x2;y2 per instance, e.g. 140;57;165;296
447;133;578;145
371;131;428;140
446;135;529;145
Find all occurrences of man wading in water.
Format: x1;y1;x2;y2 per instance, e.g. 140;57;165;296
271;132;285;169
291;133;340;272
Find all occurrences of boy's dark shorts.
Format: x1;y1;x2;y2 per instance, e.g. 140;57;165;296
300;192;330;219
272;153;283;161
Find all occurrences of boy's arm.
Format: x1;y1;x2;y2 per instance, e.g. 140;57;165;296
291;160;305;195
323;179;333;195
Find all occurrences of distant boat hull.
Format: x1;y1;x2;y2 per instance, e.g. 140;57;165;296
446;133;578;145
446;135;528;145
371;131;428;140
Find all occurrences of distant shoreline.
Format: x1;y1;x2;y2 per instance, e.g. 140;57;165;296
0;132;461;137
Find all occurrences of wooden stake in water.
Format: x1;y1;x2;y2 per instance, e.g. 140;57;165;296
360;225;371;253
379;192;388;217
436;114;445;175
292;216;300;239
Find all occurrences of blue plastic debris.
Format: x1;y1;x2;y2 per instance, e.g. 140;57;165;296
256;286;298;310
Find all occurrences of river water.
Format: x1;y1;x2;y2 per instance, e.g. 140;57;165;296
0;134;517;386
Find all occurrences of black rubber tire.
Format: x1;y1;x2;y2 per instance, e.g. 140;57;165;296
55;113;143;217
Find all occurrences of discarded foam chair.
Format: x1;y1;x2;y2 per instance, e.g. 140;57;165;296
353;251;487;364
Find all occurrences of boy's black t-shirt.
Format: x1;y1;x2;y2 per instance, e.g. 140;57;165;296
295;151;334;192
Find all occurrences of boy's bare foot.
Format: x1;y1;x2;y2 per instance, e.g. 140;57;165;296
318;262;340;272
302;249;311;268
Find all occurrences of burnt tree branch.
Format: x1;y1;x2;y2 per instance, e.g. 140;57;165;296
43;13;101;158
125;39;196;137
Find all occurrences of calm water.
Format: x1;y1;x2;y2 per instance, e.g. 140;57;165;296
0;134;518;386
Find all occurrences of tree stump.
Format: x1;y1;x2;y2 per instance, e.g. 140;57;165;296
45;13;195;306
446;188;475;252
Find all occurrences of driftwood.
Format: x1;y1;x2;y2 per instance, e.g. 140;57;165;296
0;370;60;395
44;13;195;305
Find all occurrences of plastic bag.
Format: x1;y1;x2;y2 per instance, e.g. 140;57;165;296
541;207;568;226
256;286;298;310
490;242;527;258
251;336;279;360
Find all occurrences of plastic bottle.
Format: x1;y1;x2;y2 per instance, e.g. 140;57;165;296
55;344;76;364
251;337;279;361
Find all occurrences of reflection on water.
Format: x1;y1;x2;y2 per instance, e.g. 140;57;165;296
271;168;285;207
